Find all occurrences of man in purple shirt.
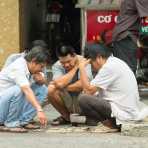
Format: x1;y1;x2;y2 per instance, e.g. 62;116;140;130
112;0;148;73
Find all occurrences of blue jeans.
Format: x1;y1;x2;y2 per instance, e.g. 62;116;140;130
0;84;48;127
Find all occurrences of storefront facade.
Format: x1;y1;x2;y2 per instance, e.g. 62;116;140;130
76;0;120;53
0;0;120;68
0;0;80;67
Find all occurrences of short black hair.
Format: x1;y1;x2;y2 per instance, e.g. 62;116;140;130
56;45;75;57
32;40;48;49
84;43;111;60
25;46;50;64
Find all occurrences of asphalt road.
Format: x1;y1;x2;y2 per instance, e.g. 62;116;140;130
0;131;148;148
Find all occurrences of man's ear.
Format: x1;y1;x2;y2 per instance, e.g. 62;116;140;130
96;55;101;60
31;58;37;63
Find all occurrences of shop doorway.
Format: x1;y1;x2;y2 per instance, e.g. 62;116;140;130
19;0;80;63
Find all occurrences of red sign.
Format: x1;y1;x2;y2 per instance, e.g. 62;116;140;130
87;10;119;41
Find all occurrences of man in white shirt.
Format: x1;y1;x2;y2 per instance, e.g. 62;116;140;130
78;43;147;130
0;46;49;132
2;44;49;128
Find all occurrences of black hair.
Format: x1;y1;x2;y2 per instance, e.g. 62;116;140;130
84;43;111;60
25;46;50;64
25;40;48;53
56;45;75;57
32;40;48;49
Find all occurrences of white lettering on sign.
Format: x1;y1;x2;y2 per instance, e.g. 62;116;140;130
97;15;112;23
145;18;148;23
142;26;148;33
114;16;118;23
97;15;118;23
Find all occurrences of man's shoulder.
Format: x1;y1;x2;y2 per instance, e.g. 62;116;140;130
12;56;26;64
1;56;29;77
52;60;65;74
6;57;27;72
104;56;132;75
52;60;63;69
101;57;120;72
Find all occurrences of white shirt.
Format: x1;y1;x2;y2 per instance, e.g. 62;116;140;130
91;56;142;124
0;57;30;93
3;52;47;81
3;52;25;68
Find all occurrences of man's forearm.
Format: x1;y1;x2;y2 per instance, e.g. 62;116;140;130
66;80;82;92
79;66;90;90
54;66;78;89
79;65;97;95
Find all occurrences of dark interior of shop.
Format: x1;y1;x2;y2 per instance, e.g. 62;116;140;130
19;0;80;63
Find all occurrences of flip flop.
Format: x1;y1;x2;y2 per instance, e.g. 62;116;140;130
0;126;28;133
51;116;70;126
23;123;40;130
92;124;120;133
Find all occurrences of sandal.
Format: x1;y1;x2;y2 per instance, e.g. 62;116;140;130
93;124;120;133
0;126;28;133
23;123;40;130
29;119;37;124
51;116;70;126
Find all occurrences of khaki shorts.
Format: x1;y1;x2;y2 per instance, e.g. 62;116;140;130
60;89;80;113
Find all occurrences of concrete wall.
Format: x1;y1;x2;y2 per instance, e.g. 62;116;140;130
0;0;20;68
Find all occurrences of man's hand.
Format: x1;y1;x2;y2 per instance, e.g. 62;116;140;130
37;111;48;127
66;80;82;92
76;56;85;66
78;58;90;68
33;72;46;85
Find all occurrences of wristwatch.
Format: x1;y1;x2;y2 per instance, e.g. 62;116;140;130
37;108;44;112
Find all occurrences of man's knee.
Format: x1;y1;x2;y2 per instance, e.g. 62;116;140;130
78;94;90;108
48;84;56;95
33;84;48;102
48;84;60;102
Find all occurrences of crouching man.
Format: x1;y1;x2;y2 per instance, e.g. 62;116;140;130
0;46;49;132
78;43;147;130
48;45;93;125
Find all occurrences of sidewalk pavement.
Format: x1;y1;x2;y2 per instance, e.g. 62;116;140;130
36;97;148;137
0;100;148;148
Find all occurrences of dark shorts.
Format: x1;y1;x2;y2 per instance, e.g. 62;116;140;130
60;89;80;113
